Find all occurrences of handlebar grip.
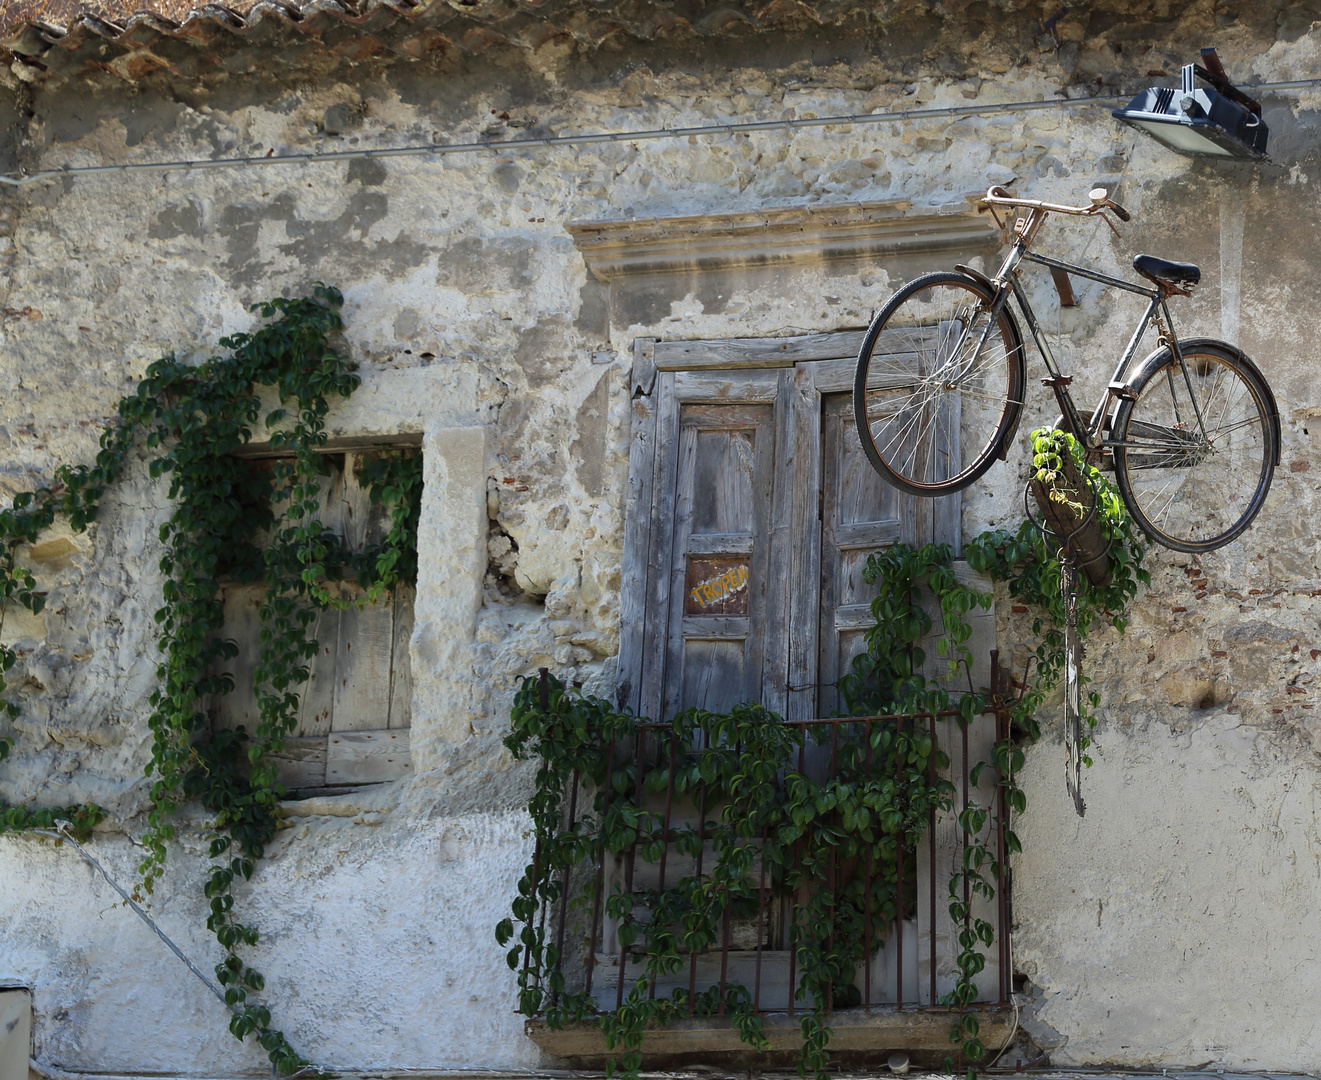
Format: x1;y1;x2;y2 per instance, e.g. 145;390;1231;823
1109;201;1132;222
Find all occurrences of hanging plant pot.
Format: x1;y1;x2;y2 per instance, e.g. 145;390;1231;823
1026;429;1114;588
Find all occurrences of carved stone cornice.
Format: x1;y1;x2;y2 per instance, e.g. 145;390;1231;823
566;198;997;282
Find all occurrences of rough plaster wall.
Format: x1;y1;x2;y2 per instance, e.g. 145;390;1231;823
0;4;1319;1074
1013;717;1321;1070
0;811;537;1074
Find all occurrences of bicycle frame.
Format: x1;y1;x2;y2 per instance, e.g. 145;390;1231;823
982;220;1201;456
852;182;1280;554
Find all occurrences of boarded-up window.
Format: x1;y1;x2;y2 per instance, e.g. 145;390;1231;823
212;450;414;792
618;336;978;723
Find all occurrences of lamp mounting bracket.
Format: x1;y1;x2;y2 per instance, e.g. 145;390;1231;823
1193;47;1262;116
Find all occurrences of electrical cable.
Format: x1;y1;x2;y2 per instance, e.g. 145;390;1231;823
28;824;590;1080
0;78;1317;189
30;825;235;1013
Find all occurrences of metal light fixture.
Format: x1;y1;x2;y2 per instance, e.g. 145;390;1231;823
1113;48;1268;159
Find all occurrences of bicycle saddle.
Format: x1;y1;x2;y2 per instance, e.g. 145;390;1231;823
1133;254;1201;288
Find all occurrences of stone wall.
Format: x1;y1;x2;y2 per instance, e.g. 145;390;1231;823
2;2;1321;1073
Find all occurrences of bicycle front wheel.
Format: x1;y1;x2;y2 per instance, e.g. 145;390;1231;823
853;271;1025;497
1113;341;1276;553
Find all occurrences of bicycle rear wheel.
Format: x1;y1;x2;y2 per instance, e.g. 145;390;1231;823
1113;341;1276;553
853;271;1025;497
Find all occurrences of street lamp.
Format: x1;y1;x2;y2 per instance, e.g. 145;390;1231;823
1112;48;1268;160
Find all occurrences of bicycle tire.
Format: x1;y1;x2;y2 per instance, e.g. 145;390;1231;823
1113;340;1276;553
853;271;1026;497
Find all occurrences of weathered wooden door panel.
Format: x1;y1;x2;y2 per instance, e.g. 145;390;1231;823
213;584;264;735
327;729;412;784
677;639;749;716
625;367;794;723
388;588;414;729
662;400;775;719
819;391;911;717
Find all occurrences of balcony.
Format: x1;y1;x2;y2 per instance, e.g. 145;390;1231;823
510;665;1021;1071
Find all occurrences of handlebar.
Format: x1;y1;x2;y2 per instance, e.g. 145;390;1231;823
979;184;1131;224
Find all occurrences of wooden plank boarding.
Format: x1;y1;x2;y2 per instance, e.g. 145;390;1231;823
740;398;776;716
616;339;658;714
209;445;416;792
326;729;412;784
296;601;341;738
786;364;823;722
332;585;395;731
654;331;864;370
340;451;392;551
267;736;328;789
637;370;681;721
387;586;415;728
759;370;796;716
659;417;700;720
213;584;264;735
339;452;372;551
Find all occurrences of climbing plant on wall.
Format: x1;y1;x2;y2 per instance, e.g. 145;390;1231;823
966;428;1152;758
0;285;423;1075
499;431;1149;1080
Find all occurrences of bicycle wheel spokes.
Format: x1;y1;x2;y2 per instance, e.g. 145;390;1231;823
854;272;1024;497
1116;345;1274;552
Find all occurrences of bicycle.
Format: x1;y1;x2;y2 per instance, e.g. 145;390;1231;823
852;183;1281;554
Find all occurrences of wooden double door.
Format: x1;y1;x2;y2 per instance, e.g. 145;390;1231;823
618;333;969;724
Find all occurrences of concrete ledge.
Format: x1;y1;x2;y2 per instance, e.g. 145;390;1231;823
527;1006;1016;1070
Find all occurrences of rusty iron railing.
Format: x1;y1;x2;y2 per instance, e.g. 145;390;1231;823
529;659;1018;1019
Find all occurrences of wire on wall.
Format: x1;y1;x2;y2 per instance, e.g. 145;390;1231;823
1;79;1319;190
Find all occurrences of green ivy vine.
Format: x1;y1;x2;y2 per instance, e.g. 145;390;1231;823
967;428;1152;760
0;286;423;1075
499;429;1149;1080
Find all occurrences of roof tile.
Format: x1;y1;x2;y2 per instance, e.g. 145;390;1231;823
0;0;969;83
